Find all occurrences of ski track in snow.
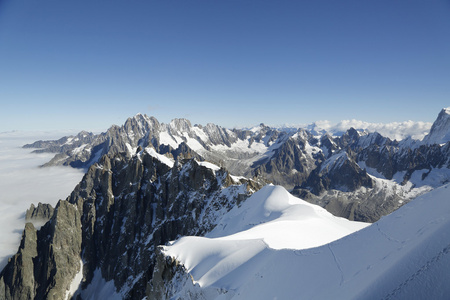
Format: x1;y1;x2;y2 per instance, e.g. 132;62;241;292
328;244;344;286
383;243;450;300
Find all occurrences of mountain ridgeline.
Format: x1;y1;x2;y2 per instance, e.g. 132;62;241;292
24;108;450;222
0;108;449;299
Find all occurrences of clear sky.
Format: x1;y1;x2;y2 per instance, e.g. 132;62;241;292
0;0;449;132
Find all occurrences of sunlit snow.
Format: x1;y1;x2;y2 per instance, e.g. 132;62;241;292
144;147;174;168
163;184;450;299
163;185;369;288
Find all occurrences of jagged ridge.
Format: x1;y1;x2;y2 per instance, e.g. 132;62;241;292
23;109;450;222
0;149;261;299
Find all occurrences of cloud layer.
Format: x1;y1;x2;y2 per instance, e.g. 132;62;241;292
0;132;85;270
312;119;433;140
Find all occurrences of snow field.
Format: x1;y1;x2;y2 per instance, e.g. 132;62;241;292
164;184;450;299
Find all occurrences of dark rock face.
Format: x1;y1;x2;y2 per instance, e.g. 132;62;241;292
356;141;450;182
300;152;373;195
0;223;37;300
0;151;260;299
253;132;322;189
25;203;54;223
147;247;195;300
0;201;82;300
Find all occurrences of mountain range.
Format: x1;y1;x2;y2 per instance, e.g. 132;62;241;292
0;107;449;299
23;107;450;222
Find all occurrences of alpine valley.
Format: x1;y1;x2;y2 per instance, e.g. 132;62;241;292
1;108;450;299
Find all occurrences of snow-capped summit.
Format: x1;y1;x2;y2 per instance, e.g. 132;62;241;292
423;107;450;145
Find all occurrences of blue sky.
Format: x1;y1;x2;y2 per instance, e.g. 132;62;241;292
0;0;449;131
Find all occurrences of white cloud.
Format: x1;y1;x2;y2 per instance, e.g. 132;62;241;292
272;118;432;141
336;120;432;140
308;120;432;141
0;132;85;270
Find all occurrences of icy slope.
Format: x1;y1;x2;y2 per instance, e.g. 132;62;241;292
160;184;450;299
205;185;368;249
162;185;369;292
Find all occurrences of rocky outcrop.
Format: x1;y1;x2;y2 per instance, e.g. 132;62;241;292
0;200;82;300
146;246;226;300
0;223;38;300
146;247;198;300
25;203;54;223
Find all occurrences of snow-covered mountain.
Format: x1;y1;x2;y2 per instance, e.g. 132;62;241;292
23;107;450;222
24;114;289;179
151;183;450;300
2;108;450;299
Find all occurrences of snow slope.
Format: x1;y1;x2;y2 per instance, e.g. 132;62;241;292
162;185;369;294
205;185;368;249
162;184;450;299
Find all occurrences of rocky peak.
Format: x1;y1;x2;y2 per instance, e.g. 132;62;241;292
319;133;338;158
203;123;235;146
124;114;160;137
76;130;94;139
167;118;192;134
257;123;271;134
339;127;361;148
25;203;55;226
358;132;389;147
423;107;450;145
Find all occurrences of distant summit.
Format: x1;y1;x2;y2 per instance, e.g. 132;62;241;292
423;107;450;145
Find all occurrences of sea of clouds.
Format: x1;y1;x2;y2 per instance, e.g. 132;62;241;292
276;120;433;141
313;120;433;140
0;131;85;270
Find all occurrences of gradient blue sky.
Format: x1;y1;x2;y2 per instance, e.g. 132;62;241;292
0;0;449;131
